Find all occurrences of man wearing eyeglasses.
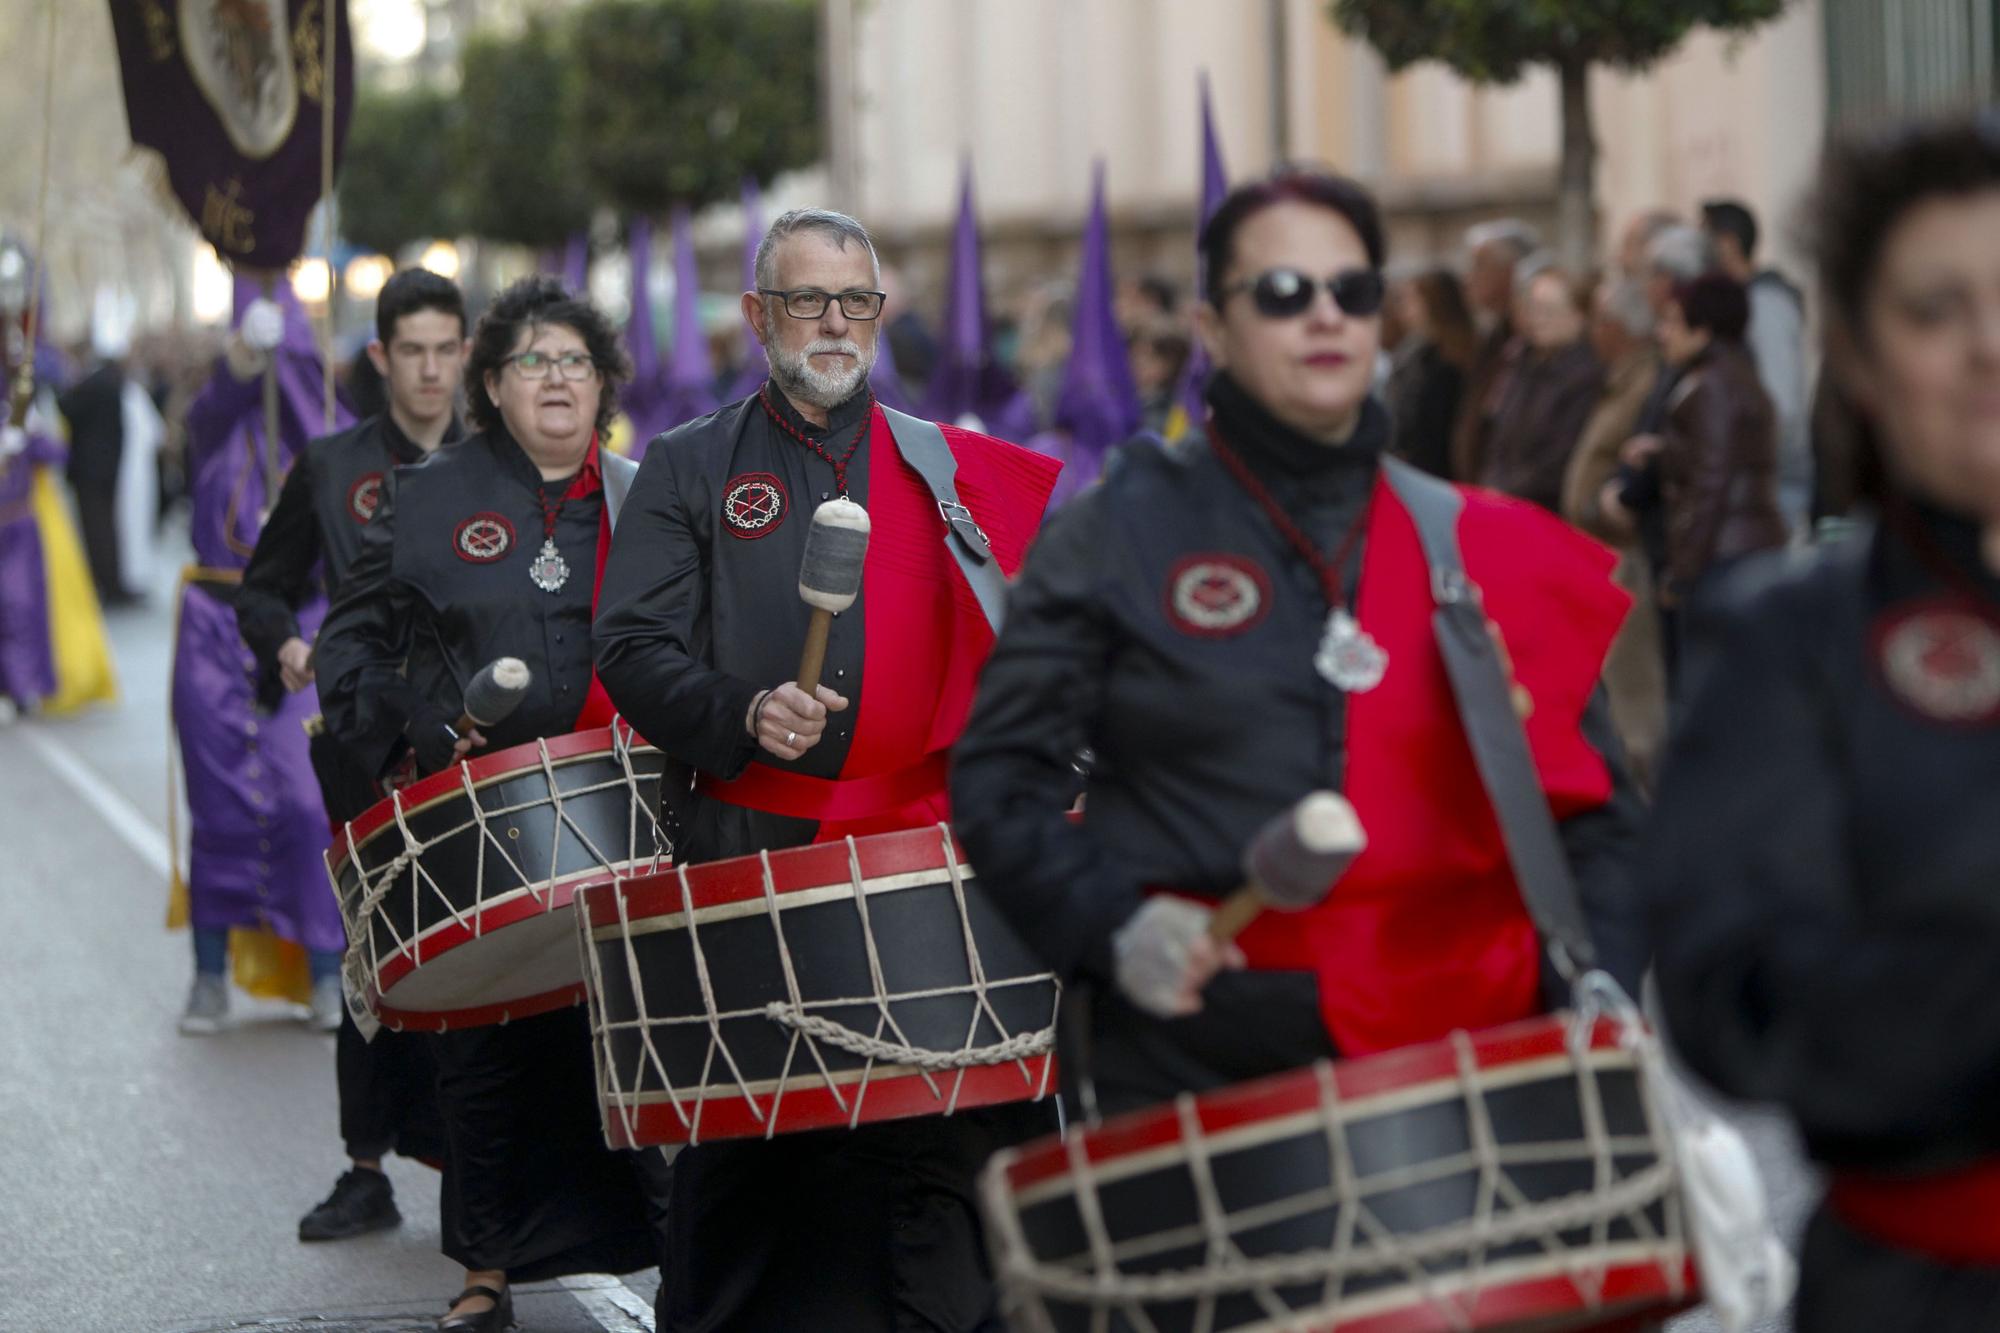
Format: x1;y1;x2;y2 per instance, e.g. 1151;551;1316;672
594;208;1064;1332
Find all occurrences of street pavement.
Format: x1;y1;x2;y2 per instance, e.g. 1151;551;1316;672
0;542;656;1332
0;530;1811;1332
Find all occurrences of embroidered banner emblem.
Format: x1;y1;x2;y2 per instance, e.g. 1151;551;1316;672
1165;554;1271;637
453;512;515;564
179;0;299;159
1875;599;2000;726
347;471;384;523
722;472;787;539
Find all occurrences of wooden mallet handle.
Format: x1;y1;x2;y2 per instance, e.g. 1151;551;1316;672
796;608;834;698
1207;890;1268;943
1208;791;1366;942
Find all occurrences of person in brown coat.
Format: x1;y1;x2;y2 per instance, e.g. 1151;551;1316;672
1477;261;1604;512
1449;219;1539;481
1622;273;1787;689
1564;277;1667;785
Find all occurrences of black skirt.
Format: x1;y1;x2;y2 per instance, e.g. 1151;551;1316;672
432;1005;662;1281
1794;1207;2000;1333
658;1101;1056;1333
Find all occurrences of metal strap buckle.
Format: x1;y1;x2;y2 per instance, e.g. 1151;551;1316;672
938;499;992;552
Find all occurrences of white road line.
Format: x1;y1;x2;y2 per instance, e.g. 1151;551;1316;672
24;721;661;1332
558;1274;656;1331
20;725;175;878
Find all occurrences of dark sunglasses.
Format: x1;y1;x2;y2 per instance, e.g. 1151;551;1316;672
1220;267;1385;320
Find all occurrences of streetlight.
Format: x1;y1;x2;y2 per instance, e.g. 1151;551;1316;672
419;239;461;279
345;255;393;300
292;258;332;305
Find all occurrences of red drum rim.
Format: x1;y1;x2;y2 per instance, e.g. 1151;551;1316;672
329;719;649;876
1002;1014;1625;1195
581;823;966;927
599;1054;1057;1146
367;872;616;1003
1237;1258;1699;1333
366;980;589;1034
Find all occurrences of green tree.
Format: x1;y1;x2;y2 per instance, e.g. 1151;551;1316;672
1328;0;1792;267
451;18;595;249
569;0;821;217
339;84;463;257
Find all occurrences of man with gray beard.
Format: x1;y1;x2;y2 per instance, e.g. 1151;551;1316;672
593;208;1063;1331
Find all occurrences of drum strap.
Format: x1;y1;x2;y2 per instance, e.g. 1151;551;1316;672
879;405;1010;635
602;449;638;529
1378;456;1599;979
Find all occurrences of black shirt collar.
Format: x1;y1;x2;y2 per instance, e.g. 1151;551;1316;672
375;410;463;466
485;421;589;495
759;378;875;440
1903;499;2000;604
1204;371;1387;480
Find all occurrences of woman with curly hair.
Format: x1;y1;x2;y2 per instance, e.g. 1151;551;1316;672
316;276;662;1332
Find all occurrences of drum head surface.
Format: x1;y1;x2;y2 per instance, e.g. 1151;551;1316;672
985;1016;1698;1333
582;826;1060;1143
336;727;665;1030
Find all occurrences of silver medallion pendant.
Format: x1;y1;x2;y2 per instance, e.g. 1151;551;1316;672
1314;607;1388;693
528;537;571;593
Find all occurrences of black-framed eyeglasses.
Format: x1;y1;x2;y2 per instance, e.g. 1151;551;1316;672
504;350;598;381
758;288;887;321
1220;267;1385;320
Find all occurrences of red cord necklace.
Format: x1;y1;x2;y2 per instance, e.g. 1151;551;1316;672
759;386;874;496
1207;423;1388;692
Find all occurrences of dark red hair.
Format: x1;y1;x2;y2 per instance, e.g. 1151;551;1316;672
1199;169;1387;307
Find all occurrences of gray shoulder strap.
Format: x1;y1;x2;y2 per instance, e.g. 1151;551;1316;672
602;450;639;530
878;404;1010;635
1379;456;1598;977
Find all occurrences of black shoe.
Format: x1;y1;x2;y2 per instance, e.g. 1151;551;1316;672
439;1284;515;1332
297;1166;400;1241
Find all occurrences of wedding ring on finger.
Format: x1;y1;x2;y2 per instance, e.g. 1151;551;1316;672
786;730;797;746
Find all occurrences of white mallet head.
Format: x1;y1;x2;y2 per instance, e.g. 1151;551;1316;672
798;496;871;613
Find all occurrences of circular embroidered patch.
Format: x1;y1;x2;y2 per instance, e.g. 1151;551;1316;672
453;512;516;564
1874;599;2000;726
1165;554;1272;637
347;471;385;524
722;472;788;539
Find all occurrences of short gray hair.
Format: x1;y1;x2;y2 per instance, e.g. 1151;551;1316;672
753;208;880;291
1599;276;1655;337
1646;224;1714;282
1512;248;1559;302
1464;218;1540;263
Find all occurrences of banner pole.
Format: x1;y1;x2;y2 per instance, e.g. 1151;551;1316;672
10;0;58;428
320;0;339;430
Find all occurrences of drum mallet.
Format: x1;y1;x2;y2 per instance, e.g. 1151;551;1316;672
1208;791;1367;942
794;497;871;696
455;656;532;736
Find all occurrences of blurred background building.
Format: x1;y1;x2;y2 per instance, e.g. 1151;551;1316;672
2;0;1995;353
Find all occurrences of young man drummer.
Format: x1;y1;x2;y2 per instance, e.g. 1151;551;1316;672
593;207;1063;1332
236;268;466;1242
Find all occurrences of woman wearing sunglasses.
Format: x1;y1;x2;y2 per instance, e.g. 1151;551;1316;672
951;169;1647;1114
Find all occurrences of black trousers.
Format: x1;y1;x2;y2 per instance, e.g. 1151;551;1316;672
658;1101;1055;1333
336;1013;445;1163
433;1006;664;1282
73;485;124;602
1795;1207;2000;1332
